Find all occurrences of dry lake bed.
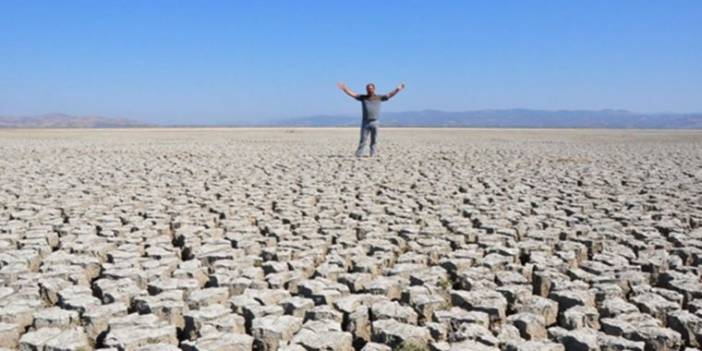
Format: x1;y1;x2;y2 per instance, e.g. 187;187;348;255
0;128;701;351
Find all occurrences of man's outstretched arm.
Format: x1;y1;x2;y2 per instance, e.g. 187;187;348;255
385;83;406;100
337;82;359;99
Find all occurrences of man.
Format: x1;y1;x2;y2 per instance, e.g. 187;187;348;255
337;82;405;157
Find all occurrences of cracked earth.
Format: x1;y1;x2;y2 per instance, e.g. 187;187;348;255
0;128;701;351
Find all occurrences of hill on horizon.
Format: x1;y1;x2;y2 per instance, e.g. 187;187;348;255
2;110;702;129
272;109;702;129
0;113;150;128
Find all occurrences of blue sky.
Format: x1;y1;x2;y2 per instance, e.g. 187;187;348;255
1;1;700;124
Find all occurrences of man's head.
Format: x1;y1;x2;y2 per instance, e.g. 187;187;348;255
366;83;376;95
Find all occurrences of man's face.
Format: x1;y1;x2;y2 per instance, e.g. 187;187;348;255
366;83;376;95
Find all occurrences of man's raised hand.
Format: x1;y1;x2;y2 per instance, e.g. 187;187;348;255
337;82;358;98
386;83;406;99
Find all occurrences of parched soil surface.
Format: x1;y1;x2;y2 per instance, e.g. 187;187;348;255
0;128;701;351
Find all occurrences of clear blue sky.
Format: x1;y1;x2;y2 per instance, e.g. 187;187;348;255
1;1;700;124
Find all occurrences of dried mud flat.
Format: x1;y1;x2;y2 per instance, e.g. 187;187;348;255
0;128;701;351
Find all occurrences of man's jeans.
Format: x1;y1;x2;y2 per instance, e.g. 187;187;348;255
355;120;378;157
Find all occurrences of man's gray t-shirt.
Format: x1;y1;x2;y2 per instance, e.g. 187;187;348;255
355;94;389;122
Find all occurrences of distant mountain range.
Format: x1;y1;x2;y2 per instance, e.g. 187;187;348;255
2;110;702;128
273;109;702;129
0;113;150;128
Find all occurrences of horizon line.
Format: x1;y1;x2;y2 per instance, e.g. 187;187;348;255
4;108;702;122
